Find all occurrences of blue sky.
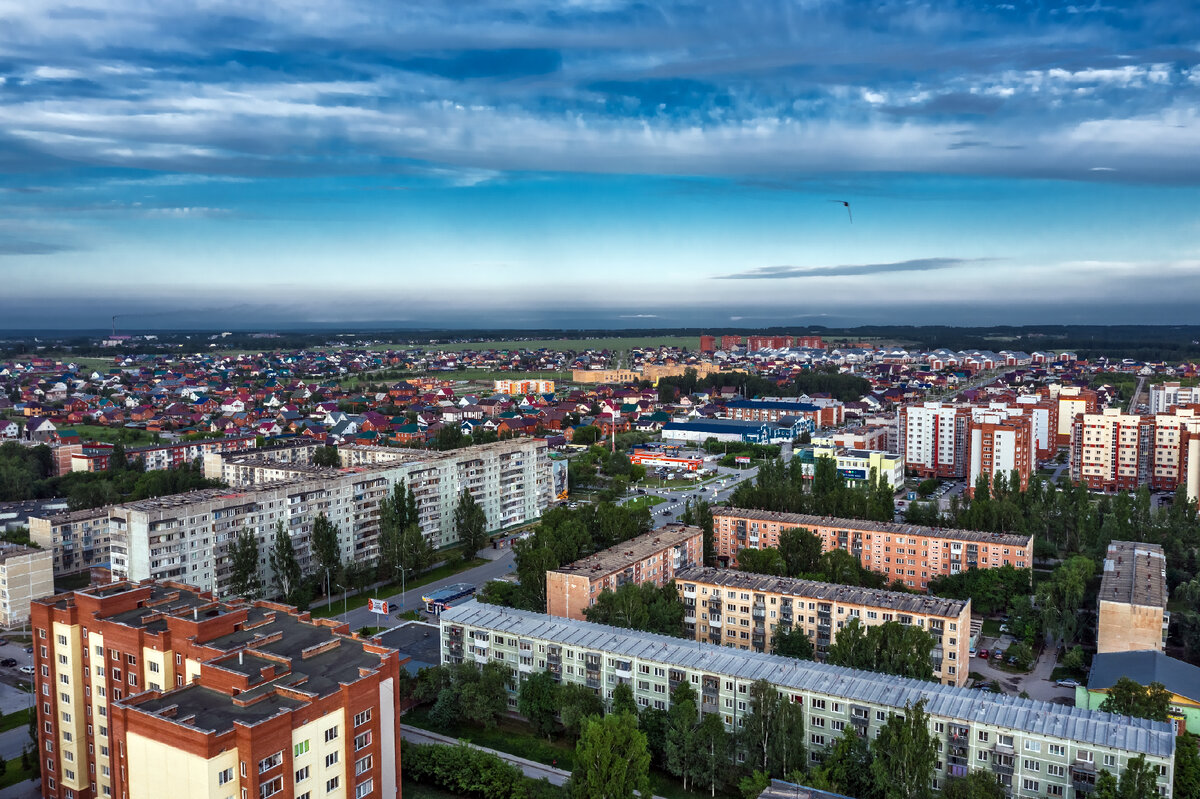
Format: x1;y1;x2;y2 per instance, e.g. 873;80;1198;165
1;0;1199;330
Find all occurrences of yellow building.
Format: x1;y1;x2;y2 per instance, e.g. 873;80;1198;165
675;566;971;686
1097;540;1169;654
32;580;404;799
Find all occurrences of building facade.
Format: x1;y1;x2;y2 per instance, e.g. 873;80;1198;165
546;524;703;620
35;439;551;595
726;400;844;429
1149;382;1200;414
441;602;1176;798
711;508;1033;590
32;580;403;799
967;409;1035;496
70;434;257;473
1070;409;1155;492
674;566;970;685
0;545;54;626
792;448;904;489
899;403;972;479
28;508;112;576
1097;541;1169;654
493;379;555;396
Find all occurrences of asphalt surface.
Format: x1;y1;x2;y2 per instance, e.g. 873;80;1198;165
968;635;1074;704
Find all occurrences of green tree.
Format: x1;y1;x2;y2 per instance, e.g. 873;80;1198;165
267;520;301;603
777;526;822;576
572;425;602;445
585;581;685;637
1092;754;1161;799
869;700;937;799
810;725;876;799
1099;678;1172;722
688;712;730;798
740;679;782;775
312;445;339;467
826;617;874;670
664;682;699;789
770;624;814;660
611;682;638;717
228;527;263;599
942;770;1006;799
108;441;128;472
376;482;406;580
1175;732;1200;799
458;661;512;729
310;512;342;581
454;489;490;561
398;522;435;575
738;771;772;799
737;547;786;576
518;671;560;739
560;683;605;739
476;579;520;607
571;712;651;799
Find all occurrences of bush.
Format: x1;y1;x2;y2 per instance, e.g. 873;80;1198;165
402;741;565;799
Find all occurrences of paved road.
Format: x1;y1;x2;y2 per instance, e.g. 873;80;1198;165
330;547;516;631
636;461;760;526
1127;375;1148;414
969;637;1073;704
0;779;38;799
0;727;33;760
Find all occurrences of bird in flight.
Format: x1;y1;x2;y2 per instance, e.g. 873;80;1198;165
830;200;852;223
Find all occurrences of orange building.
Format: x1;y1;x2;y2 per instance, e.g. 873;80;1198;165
711;507;1032;590
546;524;704;620
967;410;1035;496
33;580;403;799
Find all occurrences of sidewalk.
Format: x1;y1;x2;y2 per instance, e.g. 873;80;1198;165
0;778;39;799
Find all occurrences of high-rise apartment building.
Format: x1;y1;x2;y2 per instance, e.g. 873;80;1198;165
32;580;403;799
967;408;1035;496
899;402;972;479
0;544;54;626
1149;382;1200;414
1070;409;1154;492
711;508;1032;590
674;566;970;685
1042;385;1099;447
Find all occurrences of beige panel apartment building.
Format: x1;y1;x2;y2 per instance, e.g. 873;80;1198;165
675;566;970;685
1097;540;1169;654
442;602;1176;798
712;507;1032;590
28;507;111;576
546;524;703;620
0;545;54;626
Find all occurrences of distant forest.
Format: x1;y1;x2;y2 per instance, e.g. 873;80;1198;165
4;325;1200;362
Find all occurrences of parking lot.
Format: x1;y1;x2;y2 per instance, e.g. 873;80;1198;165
968;634;1076;704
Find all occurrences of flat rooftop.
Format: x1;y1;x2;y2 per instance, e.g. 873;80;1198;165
551;524;702;577
675;566;967;617
130;684;307;734
441;601;1173;758
1100;540;1167;609
713;507;1032;547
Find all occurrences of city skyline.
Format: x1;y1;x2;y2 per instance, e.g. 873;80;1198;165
2;1;1199;328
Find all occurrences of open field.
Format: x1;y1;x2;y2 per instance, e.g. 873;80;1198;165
368;335;700;353
66;424;158;445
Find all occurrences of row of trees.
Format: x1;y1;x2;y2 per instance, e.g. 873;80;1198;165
734;528;903;591
729;456;897;523
654;367;870;404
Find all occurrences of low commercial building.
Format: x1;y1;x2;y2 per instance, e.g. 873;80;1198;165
1079;650;1200;735
725;399;844;429
629;451;704;472
793;447;904;488
441;602;1176;798
33;580;404;799
662;418;814;445
0;544;53;626
711;507;1032;590
546;524;703;620
812;426;888;452
674;566;970;685
1097;541;1169;654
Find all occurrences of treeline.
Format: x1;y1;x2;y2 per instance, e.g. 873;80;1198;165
728;455;896;521
0;442;221;508
477;503;654;612
656;368;870;403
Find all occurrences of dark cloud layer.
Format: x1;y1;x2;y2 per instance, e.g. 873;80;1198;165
715;257;989;280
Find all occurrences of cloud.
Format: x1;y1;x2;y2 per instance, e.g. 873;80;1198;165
714;257;992;280
618;314;659;318
0;238;78;255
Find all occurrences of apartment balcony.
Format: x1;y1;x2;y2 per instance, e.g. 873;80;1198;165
586;677;601;690
613;661;633;678
751;606;765;619
709;616;722;628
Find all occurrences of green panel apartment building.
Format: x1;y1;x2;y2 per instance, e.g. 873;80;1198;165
440;601;1176;798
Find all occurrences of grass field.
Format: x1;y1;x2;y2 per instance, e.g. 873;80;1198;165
67;424;158;445
368;335;700;353
624;495;667;510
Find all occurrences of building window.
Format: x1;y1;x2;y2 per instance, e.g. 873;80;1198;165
325;752;339;768
294;741;309;758
259;777;283;798
353;709;371;727
296;766;310;782
326;777;340;792
218;768;234;785
258;752;282;774
355;755;372;775
324;726;339;743
355;779;374;799
354;732;370;751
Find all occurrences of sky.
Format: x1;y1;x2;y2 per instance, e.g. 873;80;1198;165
1;0;1199;330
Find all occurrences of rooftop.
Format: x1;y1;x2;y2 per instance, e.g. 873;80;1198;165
551;524;702;577
713;507;1032;547
1100;541;1167;609
1088;650;1200;701
674;566;968;617
441;601;1173;758
758;780;854;799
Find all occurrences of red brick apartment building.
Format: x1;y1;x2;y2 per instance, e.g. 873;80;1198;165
899;402;973;479
711;508;1032;590
700;335;824;354
32;580;403;799
967;411;1035;497
546;524;704;620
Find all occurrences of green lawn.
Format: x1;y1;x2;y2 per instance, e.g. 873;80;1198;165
0;756;36;789
69;424;158;445
307;557;485;619
0;708;30;733
980;618;1002;638
625;495;667;510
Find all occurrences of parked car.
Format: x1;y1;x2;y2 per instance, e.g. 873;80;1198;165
18;666;34;675
0;658;16;668
978;649;989;659
1056;678;1080;688
999;624;1011;633
1007;656;1019;665
662;510;672;516
992;650;1003;659
23;646;32;654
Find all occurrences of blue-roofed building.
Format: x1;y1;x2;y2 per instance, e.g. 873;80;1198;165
661;417;813;444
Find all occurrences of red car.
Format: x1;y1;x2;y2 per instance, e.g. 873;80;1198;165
978;648;989;659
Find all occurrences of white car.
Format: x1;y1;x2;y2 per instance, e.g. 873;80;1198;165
19;666;34;675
